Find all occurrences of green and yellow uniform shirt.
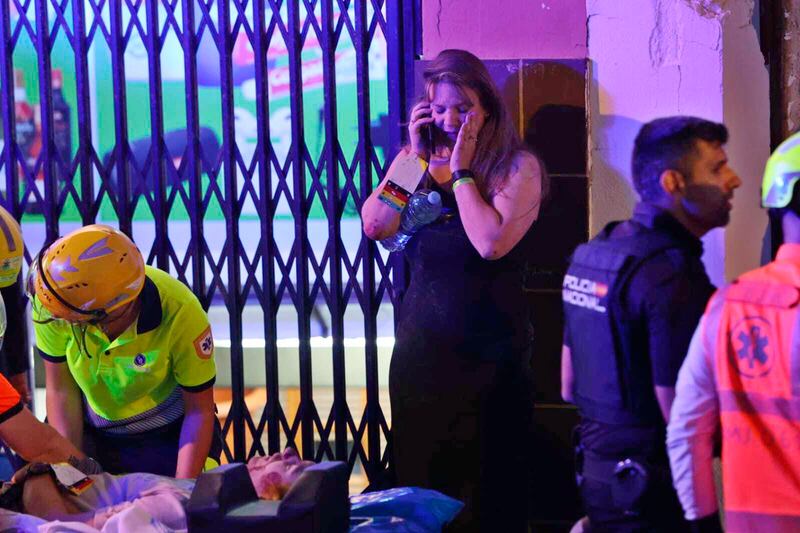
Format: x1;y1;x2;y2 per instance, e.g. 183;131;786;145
34;266;216;434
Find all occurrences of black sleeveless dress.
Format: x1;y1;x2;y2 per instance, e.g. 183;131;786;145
389;181;535;533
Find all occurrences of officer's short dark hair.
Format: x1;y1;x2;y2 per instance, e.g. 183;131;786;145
632;116;728;202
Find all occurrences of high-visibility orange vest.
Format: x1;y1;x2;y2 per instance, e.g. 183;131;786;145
715;250;800;532
0;373;20;420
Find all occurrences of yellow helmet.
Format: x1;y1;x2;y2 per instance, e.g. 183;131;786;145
0;206;23;288
30;224;145;323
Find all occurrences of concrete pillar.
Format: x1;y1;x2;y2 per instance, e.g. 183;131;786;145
768;0;800;143
587;0;769;285
723;0;770;279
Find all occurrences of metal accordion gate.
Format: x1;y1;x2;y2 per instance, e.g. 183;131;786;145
0;0;418;489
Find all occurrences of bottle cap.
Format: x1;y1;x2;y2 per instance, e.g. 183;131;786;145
426;191;441;205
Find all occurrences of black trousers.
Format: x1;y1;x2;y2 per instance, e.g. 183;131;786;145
391;358;533;533
579;465;689;533
82;416;223;476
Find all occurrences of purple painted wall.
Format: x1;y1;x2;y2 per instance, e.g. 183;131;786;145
421;0;587;59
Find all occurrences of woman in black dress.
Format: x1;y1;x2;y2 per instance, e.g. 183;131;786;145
361;49;543;532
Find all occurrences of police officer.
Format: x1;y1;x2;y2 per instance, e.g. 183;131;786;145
27;224;221;478
561;116;741;531
668;131;800;532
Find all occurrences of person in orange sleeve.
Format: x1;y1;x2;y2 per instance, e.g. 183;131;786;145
0;372;84;465
0;283;84;466
0;205;31;404
0;204;75;473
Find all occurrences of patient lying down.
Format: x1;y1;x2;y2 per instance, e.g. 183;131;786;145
3;448;314;532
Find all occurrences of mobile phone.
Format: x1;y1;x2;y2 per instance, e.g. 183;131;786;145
424;123;437;154
415;96;438;154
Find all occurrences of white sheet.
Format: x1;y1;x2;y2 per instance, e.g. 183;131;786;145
0;473;193;533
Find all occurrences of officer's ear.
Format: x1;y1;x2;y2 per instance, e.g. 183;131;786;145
659;169;686;195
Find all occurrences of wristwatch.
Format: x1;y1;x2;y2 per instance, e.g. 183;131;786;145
451;169;475;183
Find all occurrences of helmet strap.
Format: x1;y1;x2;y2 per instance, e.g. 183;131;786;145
768;210;784;261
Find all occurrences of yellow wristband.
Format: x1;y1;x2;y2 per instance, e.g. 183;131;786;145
452;177;475;192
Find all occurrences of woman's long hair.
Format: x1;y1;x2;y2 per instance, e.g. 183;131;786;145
421;49;523;199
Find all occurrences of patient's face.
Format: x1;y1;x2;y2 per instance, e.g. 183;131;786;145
247;448;314;500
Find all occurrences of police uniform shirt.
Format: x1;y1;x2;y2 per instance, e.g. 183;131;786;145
565;203;715;457
34;266;215;432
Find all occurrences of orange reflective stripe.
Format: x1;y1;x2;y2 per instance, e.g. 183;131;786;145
726;510;800;533
0;374;20;416
719;390;800;420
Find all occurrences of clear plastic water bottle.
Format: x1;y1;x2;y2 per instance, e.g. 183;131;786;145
380;190;442;252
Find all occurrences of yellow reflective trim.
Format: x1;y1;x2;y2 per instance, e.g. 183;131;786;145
203;456;220;472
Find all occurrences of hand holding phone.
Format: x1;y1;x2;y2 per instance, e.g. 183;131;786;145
408;100;435;160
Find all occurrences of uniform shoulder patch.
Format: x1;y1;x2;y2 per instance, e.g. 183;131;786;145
193;326;214;360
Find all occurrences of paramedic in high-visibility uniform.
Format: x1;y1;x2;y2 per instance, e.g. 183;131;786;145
28;224;220;478
668;131;800;532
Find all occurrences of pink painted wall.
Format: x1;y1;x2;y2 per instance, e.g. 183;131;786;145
421;0;587;59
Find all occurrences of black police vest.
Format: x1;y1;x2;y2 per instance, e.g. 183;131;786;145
563;224;680;426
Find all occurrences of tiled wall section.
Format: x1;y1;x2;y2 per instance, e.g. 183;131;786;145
520;59;587;525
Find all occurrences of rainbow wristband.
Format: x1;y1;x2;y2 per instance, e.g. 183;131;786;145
452;176;475;192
